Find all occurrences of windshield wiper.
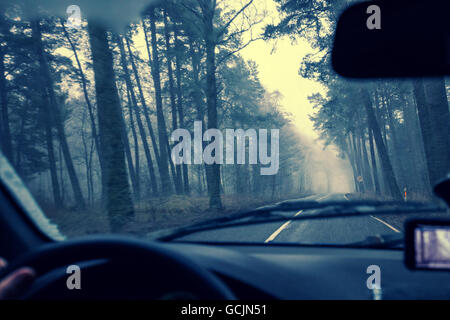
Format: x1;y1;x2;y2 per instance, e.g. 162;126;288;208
151;200;446;242
227;199;434;223
346;234;404;248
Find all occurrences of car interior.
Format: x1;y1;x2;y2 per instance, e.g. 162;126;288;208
0;0;450;301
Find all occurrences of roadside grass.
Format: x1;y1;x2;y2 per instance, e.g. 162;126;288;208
345;192;449;232
40;193;308;238
345;191;433;202
38;191;448;238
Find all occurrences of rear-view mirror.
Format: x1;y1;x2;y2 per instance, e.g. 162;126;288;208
332;0;450;78
405;219;450;271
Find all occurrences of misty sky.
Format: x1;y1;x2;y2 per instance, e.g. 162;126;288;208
239;0;327;139
238;1;352;193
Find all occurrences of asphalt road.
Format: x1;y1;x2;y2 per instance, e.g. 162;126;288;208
179;193;401;245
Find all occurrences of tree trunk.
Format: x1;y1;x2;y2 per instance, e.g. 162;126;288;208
117;36;158;195
368;127;381;194
351;132;364;193
204;18;223;209
361;88;401;200
189;38;215;197
88;21;134;229
125;36;161;175
119;105;139;199
145;11;173;194
166;139;179;186
345;136;360;192
360;132;374;192
42;93;62;205
412;78;436;187
355;107;374;192
382;91;407;191
61;20;105;198
80;117;92;204
374;91;388;148
31;19;86;208
58;142;65;202
401;91;430;195
126;88;140;200
174;23;190;194
162;11;183;194
422;78;450;185
87;137;95;204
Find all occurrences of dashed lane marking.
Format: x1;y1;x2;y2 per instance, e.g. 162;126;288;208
343;194;400;233
264;210;303;243
369;215;401;233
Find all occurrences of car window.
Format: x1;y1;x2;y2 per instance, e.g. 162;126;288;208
0;0;448;244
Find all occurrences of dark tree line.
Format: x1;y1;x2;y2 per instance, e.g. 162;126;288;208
266;0;450;201
0;1;305;230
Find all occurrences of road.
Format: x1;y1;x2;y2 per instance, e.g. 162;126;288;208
180;193;401;245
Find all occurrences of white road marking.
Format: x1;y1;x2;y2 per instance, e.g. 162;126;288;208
369;215;401;233
316;195;331;201
264;194;347;243
264;210;303;243
343;194;400;233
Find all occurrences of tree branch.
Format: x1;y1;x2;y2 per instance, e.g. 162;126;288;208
218;0;255;37
217;35;263;65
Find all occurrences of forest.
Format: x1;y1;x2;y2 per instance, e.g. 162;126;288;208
265;0;450;201
0;0;305;234
0;0;448;236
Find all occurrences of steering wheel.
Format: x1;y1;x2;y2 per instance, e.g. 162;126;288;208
0;236;235;300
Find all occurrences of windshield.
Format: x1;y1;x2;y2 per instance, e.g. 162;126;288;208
0;0;448;246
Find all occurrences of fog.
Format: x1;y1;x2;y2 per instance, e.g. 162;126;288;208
297;133;354;195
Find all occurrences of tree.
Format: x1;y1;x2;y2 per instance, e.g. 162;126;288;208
117;35;158;195
87;21;134;230
60;19;105;199
143;9;173;194
162;9;183;194
361;88;401;199
28;14;86;208
177;0;264;209
413;78;450;187
268;0;443;200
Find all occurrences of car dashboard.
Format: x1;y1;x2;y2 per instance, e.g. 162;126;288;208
163;242;450;300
